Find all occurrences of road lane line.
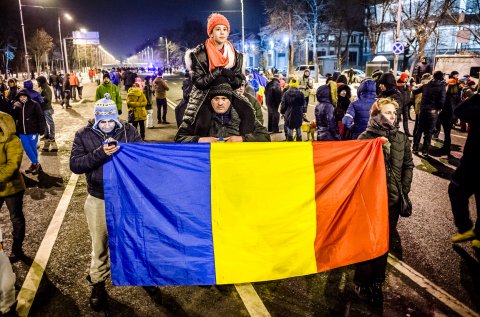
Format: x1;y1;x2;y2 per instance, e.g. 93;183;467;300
388;254;479;317
234;283;271;317
16;173;80;317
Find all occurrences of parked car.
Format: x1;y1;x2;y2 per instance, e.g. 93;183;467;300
341;68;366;83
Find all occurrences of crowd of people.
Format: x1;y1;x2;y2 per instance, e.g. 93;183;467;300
0;12;479;316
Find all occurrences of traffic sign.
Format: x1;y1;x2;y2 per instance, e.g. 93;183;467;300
393;42;404;55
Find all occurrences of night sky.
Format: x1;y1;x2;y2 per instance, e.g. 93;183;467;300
45;0;266;60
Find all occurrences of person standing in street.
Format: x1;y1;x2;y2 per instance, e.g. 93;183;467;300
95;73;122;115
127;83;148;140
280;77;305;141
412;70;446;156
70;94;142;312
315;81;341;141
153;72;170;124
0;110;26;265
69;71;79;101
414;56;432;84
12;89;45;175
354;98;414;305
36;76;58;152
77;71;84;99
396;72;413;137
299;69;313;113
437;71;461;156
449;94;480;250
61;74;71;109
265;74;282;133
143;76;154;129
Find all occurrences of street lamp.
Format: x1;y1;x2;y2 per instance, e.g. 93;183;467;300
18;0;30;74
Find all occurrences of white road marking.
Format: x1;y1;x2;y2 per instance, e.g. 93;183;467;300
234;284;272;317
388;254;479;317
16;173;80;317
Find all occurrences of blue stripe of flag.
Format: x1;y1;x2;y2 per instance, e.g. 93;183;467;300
104;143;215;285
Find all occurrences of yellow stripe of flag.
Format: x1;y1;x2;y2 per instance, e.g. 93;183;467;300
211;143;318;284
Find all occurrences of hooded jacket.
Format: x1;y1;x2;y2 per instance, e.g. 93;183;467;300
280;87;305;129
23;80;44;107
358;113;414;210
36;77;53;111
127;87;148;121
315;84;340;141
0;111;26;197
70;120;143;199
343;79;376;139
182;43;244;125
175;92;270;143
12;89;45;135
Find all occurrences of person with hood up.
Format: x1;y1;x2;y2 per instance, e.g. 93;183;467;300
12;89;45;174
336;75;352;137
343;79;377;139
175;80;269;143
448;94;480;250
183;13;244;129
354;97;413;305
280;77;305;141
22;80;44;107
0;111;27;264
126;83;148;140
143;76;155;129
315;81;341;141
377;72;404;113
412;70;446;156
70;94;143;312
36;76;58;152
95;73;122;115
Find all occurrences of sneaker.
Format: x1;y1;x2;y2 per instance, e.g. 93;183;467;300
42;140;50;152
89;280;107;312
49;140;58;152
472;239;480;249
31;163;42;175
452;229;476;243
422;148;429;157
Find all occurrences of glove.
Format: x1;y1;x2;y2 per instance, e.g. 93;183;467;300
221;68;236;80
118;109;122;115
212;68;223;78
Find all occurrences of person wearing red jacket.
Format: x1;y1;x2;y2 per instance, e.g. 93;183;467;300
69;71;79;101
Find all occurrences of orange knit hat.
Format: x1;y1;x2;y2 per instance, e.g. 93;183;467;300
207;13;230;35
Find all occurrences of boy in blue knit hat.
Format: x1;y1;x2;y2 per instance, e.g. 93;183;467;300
70;93;142;312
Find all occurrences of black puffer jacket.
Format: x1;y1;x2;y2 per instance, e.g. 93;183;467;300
70;120;143;199
175;92;269;143
12;89;45;135
265;78;282;110
280;87;304;129
378;87;404;110
183;44;243;125
359;113;414;210
412;79;446;111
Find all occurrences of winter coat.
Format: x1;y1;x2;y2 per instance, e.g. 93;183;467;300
0;112;25;197
336;83;351;120
7;86;18;104
23;80;44;107
110;71;119;85
0;94;13;116
95;82;123;113
70;120;143;199
124;71;137;87
414;62;432;83
127;87;148;121
300;76;313;98
412;79;446;112
343;79;376;139
315;85;340;141
153;77;169;99
453;94;480;177
244;92;264;125
265;78;282;110
413;78;431;114
12;91;45;135
69;73;79;86
39;82;53;111
143;84;153;110
175;92;270;143
280;87;304;129
378;87;404;111
358;113;414;211
182;43;243;125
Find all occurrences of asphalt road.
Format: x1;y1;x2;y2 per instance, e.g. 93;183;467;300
0;74;478;317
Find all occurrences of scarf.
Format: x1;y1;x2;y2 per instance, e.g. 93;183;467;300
205;38;236;71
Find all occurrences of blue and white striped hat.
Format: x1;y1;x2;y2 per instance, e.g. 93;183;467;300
93;93;121;129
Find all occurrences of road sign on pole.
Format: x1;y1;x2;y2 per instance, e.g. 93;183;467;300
393;42;404;55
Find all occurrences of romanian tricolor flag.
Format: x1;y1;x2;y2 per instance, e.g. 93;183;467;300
104;140;388;286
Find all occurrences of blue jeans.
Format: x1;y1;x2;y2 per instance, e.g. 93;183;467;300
286;127;302;141
19;134;39;164
43;109;55;140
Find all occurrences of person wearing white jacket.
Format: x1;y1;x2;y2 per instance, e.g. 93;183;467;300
0;227;17;316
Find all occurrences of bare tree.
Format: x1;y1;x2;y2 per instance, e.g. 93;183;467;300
28;28;53;73
264;0;297;75
365;0;395;58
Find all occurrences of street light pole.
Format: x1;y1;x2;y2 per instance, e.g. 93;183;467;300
58;16;65;73
240;0;245;53
18;0;30;74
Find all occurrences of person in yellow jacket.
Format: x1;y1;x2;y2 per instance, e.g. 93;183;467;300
126;83;148;140
0;111;26;263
